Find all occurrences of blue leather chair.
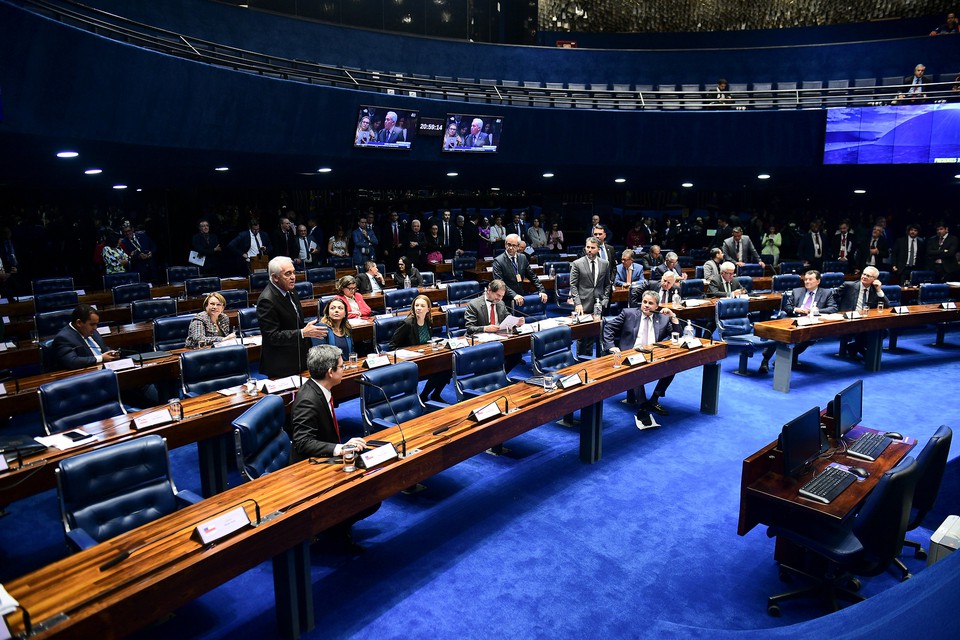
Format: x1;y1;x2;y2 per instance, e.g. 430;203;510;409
39;369;129;435
909;270;936;285
153;315;194;351
677;256;694;268
543;261;571;275
772;274;802;293
766;457;918;615
166;265;199;285
445;306;468;338
290;281;311;300
249;272;270;290
737;275;754;293
218;288;249;310
453;342;511;402
32;277;74;295
374;315;407;353
820;272;845;289
359;361;444;435
131;298;177;323
328;256;352;269
237;307;260;337
232;395;291;482
822;259;848;274
34;291;79;313
715;298;775;375
180;344;249;397
446;280;482;305
385;287;420;310
737;263;764;278
35;309;74;339
881;285;903;349
39;338;57;373
103;272;140;289
516;293;546;321
55;435;201;551
531;325;585;375
554;272;575;312
112;282;151;306
452;256;477;280
185;277;221;297
420;271;436;287
689;248;709;260
695;265;705;280
918;283;956;345
877;270;890;284
778;261;804;275
680;278;705;299
306;267;336;283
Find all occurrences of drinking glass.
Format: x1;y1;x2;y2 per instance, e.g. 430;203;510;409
348;352;358;369
543;374;557;393
168;399;182;422
876;299;885;313
613;350;623;369
342;444;358;473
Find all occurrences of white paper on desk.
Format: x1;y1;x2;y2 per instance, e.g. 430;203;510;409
437;282;448;290
3;342;14;349
133;409;174;430
819;313;845;321
537;274;550;281
0;583;20;617
0;343;5;353
216;385;245;396
214;337;241;347
1;317;8;324
382;287;397;294
499;315;523;331
473;332;507;343
15;296;33;302
104;358;135;371
392;348;423;360
76;289;86;295
946;281;960;287
347;318;371;328
240;335;263;346
681;299;707;307
36;431;95;450
259;376;301;393
485;266;493;272
97;326;111;335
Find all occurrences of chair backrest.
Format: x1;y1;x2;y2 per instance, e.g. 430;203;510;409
880;285;902;305
420;271;436;287
249;272;270;290
180;344;249;397
153;315;194;351
306;267;336;284
34;291;79;313
737;275;753;293
166;265;200;285
737;263;763;278
446;280;482;305
56;435;180;545
772;274;802;292
778;261;804;275
543;261;571;275
453;342;509;401
907;426;953;529
218;288;249;310
695;265;705;279
237;307;261;336
35;309;74;339
131;298;177;323
680;278;705;299
232;395;291;482
360;361;425;433
103;272;140;289
39;338;58;373
819;271;845;289
919;283;950;304
446;306;468;338
555;272;571;292
516;294;546;321
32;277;74;295
531;325;576;375
39;369;126;435
328;256;352;268
851;457;918;575
385;287;420;310
112;282;151;306
452;256;477;277
374;314;407;353
292;281;313;300
877;270;890;284
185;277;221;297
910;270;935;285
822;260;848;274
716;298;753;339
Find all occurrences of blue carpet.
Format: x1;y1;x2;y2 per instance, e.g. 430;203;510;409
1;325;958;639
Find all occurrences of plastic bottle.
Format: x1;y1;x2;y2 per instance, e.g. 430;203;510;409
683;320;695;341
593;298;602;321
672;291;681;305
404;274;411;289
549;265;556;279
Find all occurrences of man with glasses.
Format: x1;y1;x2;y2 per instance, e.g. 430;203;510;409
758;270;837;373
492;233;547;308
615;249;646;288
835;266;888;359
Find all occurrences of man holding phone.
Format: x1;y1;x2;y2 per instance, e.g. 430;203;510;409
52;304;121;371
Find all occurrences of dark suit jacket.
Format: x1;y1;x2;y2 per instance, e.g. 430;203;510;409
466;132;491;148
834;281;885;312
378;127;402;143
290;380;339;462
650;264;684;281
228;230;271;257
569;256;611;313
830;232;857;262
797;232;825;263
858;236;890;270
926;234;960;274
355;272;384;295
892;236;923;273
464;296;509;336
388;315;433;350
783;287;838;315
706;275;745;298
52;324;110;371
602;308;678;352
256;283;310;378
642;281;680;306
492;251;545;300
721;236;761;264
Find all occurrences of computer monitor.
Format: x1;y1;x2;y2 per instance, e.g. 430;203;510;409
353;105;418;149
441;113;502;153
781;406;825;478
831;379;863;440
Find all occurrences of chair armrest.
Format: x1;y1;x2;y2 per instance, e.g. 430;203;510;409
176;489;203;507
66;528;99;552
372;417;397;431
424;399;450;412
122;403;142;413
462;390;484;400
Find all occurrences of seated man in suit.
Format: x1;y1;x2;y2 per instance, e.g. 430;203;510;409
290;344;378;552
491;234;547;308
52;304;122;371
650;251;687;281
614;249;646;288
464;279;523;372
834;266;890;358
640;244;665;272
706;262;746;298
722;227;765;270
702;248;724;282
759;270;838;373
355;260;386;295
603;290;682;429
640;270;680;307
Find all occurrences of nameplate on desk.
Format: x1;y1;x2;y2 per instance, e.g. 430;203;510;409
680;337;704;350
347;318;371;328
515;323;535;335
96;326;111;335
892;306;911;314
470;400;504;423
625;353;649;366
195;506;252;545
843;311;862;319
365;354;391;369
793;316;819;327
941;302;957;310
486;266;493;272
260;376;301;393
104;358;136;371
440;303;459;312
537;318;559;330
447;338;469;349
558;373;583;389
133;409;175;430
382;287;397;294
576;313;594;323
358;442;398;469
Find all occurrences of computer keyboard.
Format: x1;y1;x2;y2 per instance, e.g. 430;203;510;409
846;431;891;462
798;466;857;504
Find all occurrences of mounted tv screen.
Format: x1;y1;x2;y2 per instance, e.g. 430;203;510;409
441;114;503;153
353;106;418;149
823;103;960;165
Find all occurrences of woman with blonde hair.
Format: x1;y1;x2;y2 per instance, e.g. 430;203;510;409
185;292;235;348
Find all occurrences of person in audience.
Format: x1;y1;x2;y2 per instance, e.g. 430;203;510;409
356;260;386;295
615;249;645;288
758;270;837;373
490;215;508;253
643;270;680;306
761;223;781;266
589;224;617;274
327;224;349;259
929;12;958;35
351;217;378;266
625;219;649;249
926;222;959;281
603;290;682;428
394;255;423;288
797;220;825;272
477;216;493;259
526;218;547;248
641;245;665;271
101;230;129;275
702;248;724;281
292;224;318;270
319;297;353;358
650;251;687;281
891;223;923;283
229;220;272;268
492;233;548;307
380;210;406;266
835;266;889;358
721;227;764;269
546;222;564;251
271;216;297;259
53;303;121;370
185;292;235;348
334;275;372;319
120;224;157;280
708;78;734;108
191;219;221;276
858;224;890;271
713;215;733;248
424;223;444;264
404;219;426;267
706;261;746;298
893;63;932;104
389;294;449;403
830;219;856;270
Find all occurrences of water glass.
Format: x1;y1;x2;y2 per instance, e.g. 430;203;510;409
876;299;885;313
384;306;393;316
671;332;680;346
245;378;258;396
348;352;358;369
168;399;182;422
613;350;623;369
342;444;358;473
543;374;557;393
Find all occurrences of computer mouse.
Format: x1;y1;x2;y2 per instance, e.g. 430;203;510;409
848;466;870;479
884;432;904;440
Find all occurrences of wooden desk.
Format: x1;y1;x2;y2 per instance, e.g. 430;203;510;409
608;289;783;321
753;304;960;393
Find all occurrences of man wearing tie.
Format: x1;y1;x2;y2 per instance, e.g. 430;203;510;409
858;225;889;271
721;227;764;269
926;223;959;282
798;220;825;272
570;237;612;354
603;290;682;428
228;220;272;269
614;249;646;289
830;220;856;272
464;118;491;148
589;225;617;278
892;223;922;283
52;304;121;371
642;270;680;307
893;64;931;104
758;270;838;373
835;266;889;358
464;279;524;372
292;224;317;270
706;262;746;298
492;234;548;307
377;111;401;144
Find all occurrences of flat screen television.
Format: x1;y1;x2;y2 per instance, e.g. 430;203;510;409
353;106;418;149
781;406;825;478
823;103;960;165
441;114;503;153
830;379;863;440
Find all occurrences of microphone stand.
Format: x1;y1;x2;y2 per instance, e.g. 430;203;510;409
355;378;408;458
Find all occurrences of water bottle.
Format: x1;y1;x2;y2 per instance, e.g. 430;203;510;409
593;298;602;321
810;303;819;317
672;291;681;305
549;265;556;279
683;320;695;341
404;274;411;289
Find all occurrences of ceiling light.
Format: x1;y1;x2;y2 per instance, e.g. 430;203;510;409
614;178;626;183
681;182;693;188
446;171;458;177
317;167;332;173
542;172;554;178
84;169;102;175
214;166;229;172
490;187;500;191
954;174;960;179
853;189;866;194
757;173;771;180
112;184;127;190
56;151;79;158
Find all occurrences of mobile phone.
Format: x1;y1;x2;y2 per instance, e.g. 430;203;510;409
63;430;91;442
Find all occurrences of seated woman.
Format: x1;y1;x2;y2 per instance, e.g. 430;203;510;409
334;275;372;319
319;297;353;358
185;292;236;348
389;294;450;403
394;255;423;288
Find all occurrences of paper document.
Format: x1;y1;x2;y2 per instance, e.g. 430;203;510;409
498;315;524;331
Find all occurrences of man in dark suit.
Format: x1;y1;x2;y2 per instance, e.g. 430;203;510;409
706;262;747;298
893;64;933;104
603;290;682;428
642;270;680;307
120;224;157;280
356;260;386;295
891;224;922;283
377;111;402;144
52;304;122;371
464;118;492;148
570;237;611;316
721;227;765;269
829;219;856;272
271;216;297;259
464;279;523;372
858;224;890;271
650;251;687;282
835;266;891;358
588;225;617;276
380;210;406;265
492;233;547;307
228;220;272;270
641;245;665;272
256;257;328;378
926;223;960;282
797;220;825;272
759;270;838;373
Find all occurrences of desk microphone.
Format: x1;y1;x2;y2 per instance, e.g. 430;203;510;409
494;394;511;414
354;378;408;458
0;368;20;393
575;367;591;384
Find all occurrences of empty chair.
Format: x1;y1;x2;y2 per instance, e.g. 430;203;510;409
180;344;249;397
112;282;151;306
153;315;194;351
374;315;406;353
249;272;270;290
38;338;58;373
103;272;139;289
680;278;705;300
237;307;261;337
555;273;574;312
39;369;128;435
918;283;957;345
385;287;419;311
293;281;313;300
217;288;249;310
131;298;177;323
680;83;704;109
772;274;802;292
34;291;79;313
715;298;775;375
531;325;583;375
543;261;571;275
751;82;774;109
445;306;468;338
359;361;442;435
453;342;510;401
420;271;435;287
35;309;74;340
32;277;74;295
852;77;877;104
452;256;477;280
567;82;593;109
775;81;798;109
737;275;754;294
185;277;221;297
737;263;764;278
778;261;804;275
328;256;352;269
512;293;545;321
825;79;850;107
799;80;823;108
909;270;935;284
55;435;201;551
822;260;849;274
695;265;705;280
232;395;291;482
446;280;482;305
820;272;845;289
306;267;336;283
166;265;199;285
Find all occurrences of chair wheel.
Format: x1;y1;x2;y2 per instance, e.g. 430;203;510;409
767;603;781;617
916;549;928;560
847;578;862;591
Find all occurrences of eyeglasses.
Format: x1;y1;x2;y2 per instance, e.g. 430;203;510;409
345;285;357;291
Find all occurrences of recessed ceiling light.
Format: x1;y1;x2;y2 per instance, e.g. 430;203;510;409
757;173;771;180
136;188;142;192
84;168;102;175
446;171;458;177
954;173;960;179
56;151;79;158
214;166;229;172
681;182;693;188
542;172;555;178
614;178;626;183
317;167;332;173
853;189;866;194
490;187;500;191
112;184;127;190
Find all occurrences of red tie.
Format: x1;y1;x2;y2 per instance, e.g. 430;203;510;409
489;302;496;325
329;397;341;443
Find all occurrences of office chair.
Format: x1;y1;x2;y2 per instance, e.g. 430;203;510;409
328;256;352;269
218;288;249;310
184;277;221;297
385;287;419;311
446;280;482;306
38;338;58;373
166;265;200;285
231;395;292;482
112;282;151;306
237;307;261;337
530;325;587;375
359;361;444;435
715;298;775;375
918;283;956;346
772;274;801;293
306;267;336;283
131;298;177;323
32;277;75;296
736;275;754;294
153;315;195;351
103;272;140;289
542;261;571;276
180;344;250;397
445;306;468;338
55;435;201;552
38;369;130;435
516;294;546;321
822;260;848;274
893;425;952;580
766;457;918;616
737;263;764;278
373;315;407;353
453;342;511;401
420;271;436;287
291;281;312;300
819;272;845;289
695;265;705;280
881;285;903;349
679;278;705;299
909;270;935;285
778;261;804;275
452;256;477;280
249;272;270;290
554;273;574;313
35;309;74;339
34;291;79;313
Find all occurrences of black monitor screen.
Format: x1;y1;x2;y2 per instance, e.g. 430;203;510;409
781;406;824;478
441;114;503;153
832;379;863;439
353;106;417;149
